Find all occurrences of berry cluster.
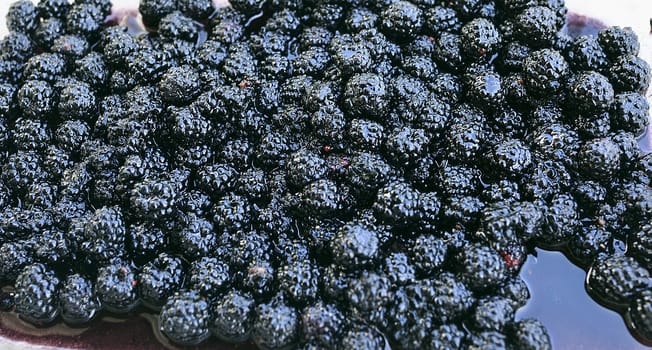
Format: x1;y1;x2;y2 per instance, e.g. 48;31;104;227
0;0;651;348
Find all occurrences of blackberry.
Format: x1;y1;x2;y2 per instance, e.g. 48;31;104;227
426;324;466;350
460;18;502;60
569;71;615;113
210;290;256;343
471;296;515;332
577;137;621;181
329;222;380;269
178;0;213;20
17;80;56;119
159;11;198;42
384;126;431;165
373;181;420;225
598;26;640;59
611;92;649;135
340;325;387;350
2;151;45;193
522;49;569;96
514;6;560;48
173;213;217;259
24;53;68;82
139;253;185;310
277;259;320;305
95;261;139;313
424;6;460;34
14;263;60;325
241;258;275;298
74;52;109;89
252;298;300;350
465;331;507;349
0;240;34;281
509;319;552;350
188;257;231;299
567;35;609;72
13;118;52;151
6;1;38;33
383;252;416;285
59;274;101;325
428;272;475;322
628;290;652;341
58;79;97;121
457;243;507;291
126;223;167;264
66;3;104;39
587;255;651;307
139;0;178;26
81;206;125;263
380;1;423;40
130;178;179;220
343;73;389;119
301;302;344;348
160;290;211;346
51;35;89;62
608;55;651;94
347;271;392;314
407;235;447;277
37;0;70;19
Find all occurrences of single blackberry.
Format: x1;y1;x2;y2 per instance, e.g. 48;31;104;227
130;178;179;220
611;92;649;135
380;1;423;40
58;79;97;121
160;290;211;346
567;35;609;72
173;213;217;259
628;290;652;342
471;296;515;332
384;126;431;165
428;272;475;323
13;118;52;151
587;255;650;307
577;137;621;181
407;235;447;277
74;52;109;89
24;53;68;83
347;271;392;314
241;258;275;298
210;290;256;343
159;11;198;42
598;26;640;59
188;256;231;299
80;206;125;263
301;302;344;348
51;34;89;62
424;6;460;34
139;253;185;310
522;49;569;96
14;263;60;325
426;324;466;350
17;80;56;119
139;0;178;26
66;3;104;39
608;55;651;94
230;230;271;269
343;73;389;119
514;6;560;48
95;261;139;313
569;71;615;113
509;319;552;350
383;252;416;285
2;151;45;193
0;32;32;62
252;298;300;350
458;243;507;291
460;18;502;60
329;222;380;269
37;0;70;19
59;274;100;325
0;240;34;281
126;223;167;264
276;259;320;305
178;0;213;20
465;331;508;349
7;1;38;33
340;325;387;350
373;181;420;225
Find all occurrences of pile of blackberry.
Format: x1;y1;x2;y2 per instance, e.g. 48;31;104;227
0;0;651;348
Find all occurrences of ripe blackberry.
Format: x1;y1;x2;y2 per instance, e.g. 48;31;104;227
160;289;211;345
126;223;167;264
13;118;52;151
17;80;56;119
611;92;649;135
80;206;125;263
457;243;507;291
569;71;615;113
230;230;271;269
58;79;97;121
373;181;420;225
24;53;68;83
301;302;344;348
6;1;38;33
241;258;275;298
424;6;460;34
14;263;60;325
37;0;70;19
277;259;320;305
628;290;652;342
0;240;34;281
514;6;560;48
188;257;231;299
130;178;179;220
329;222;379;269
345;7;378;32
384;126;431;165
340;324;387;350
426;324;466;349
428;272;475;323
210;290;256;343
407;235;447;277
471;296;515;332
509;318;552;350
567;35;609;72
95;261;139;313
608;55;651;94
139;0;178;26
309;3;344;31
139;253;185;310
66;3;104;39
2;151;45;193
523;49;569;96
380;1;423;40
347;271;392;314
59;274;100;325
433;32;463;71
460;18;502;60
587;255;651;307
598;26;640;59
178;0;213;20
383;252;416;285
51;35;89;62
159;11;198;42
577;137;621;181
173;213;217;259
252;298;300;350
